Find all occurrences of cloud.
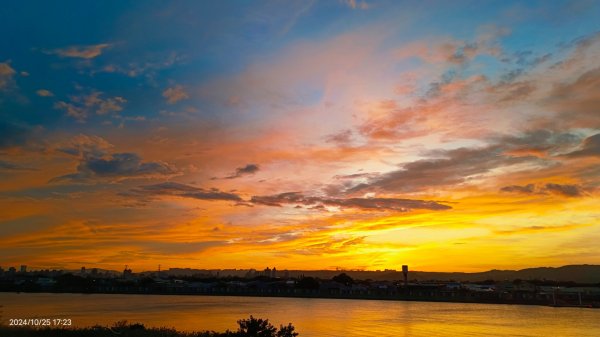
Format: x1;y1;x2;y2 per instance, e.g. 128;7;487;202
395;26;508;66
36;89;54;97
54;91;126;121
500;184;536;194
97;51;183;79
325;129;353;144
48;43;111;59
490;81;537;103
122;182;450;211
349;130;581;194
162;85;189;104
0;62;16;89
0;160;35;171
56;134;113;157
342;0;369;10
543;183;584;197
494;224;585;235
494;129;580;157
52;153;176;183
126;182;242;202
349;145;531;193
334;172;379;180
547;67;600;128
565;133;600;157
250;192;451;212
51;135;176;183
500;182;585;197
225;163;260;179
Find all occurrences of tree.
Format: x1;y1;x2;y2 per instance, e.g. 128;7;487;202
237;316;277;337
236;316;299;337
296;276;319;289
332;273;353;286
277;323;299;337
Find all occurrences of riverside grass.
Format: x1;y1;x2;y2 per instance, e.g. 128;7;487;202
0;317;299;337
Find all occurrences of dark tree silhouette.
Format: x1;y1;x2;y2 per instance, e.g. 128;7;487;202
296;276;319;289
332;273;353;286
236;316;299;337
236;316;277;337
276;323;299;337
0;318;299;336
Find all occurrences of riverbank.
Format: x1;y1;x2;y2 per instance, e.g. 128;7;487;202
0;317;299;337
2;289;598;309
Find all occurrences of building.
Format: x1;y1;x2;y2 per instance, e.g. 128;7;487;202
20;265;27;273
123;265;133;278
245;269;257;278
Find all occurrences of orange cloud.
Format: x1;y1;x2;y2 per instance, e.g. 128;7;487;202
48;43;111;59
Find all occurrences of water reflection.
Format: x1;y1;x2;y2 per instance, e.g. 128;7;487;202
1;293;599;336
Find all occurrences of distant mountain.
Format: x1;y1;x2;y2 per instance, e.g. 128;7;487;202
409;265;600;283
284;265;600;283
99;264;600;284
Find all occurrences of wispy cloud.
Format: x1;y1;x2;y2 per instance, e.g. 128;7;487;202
500;182;586;197
250;192;451;212
162;85;189;104
0;62;16;89
342;0;370;10
50;135;177;183
48;43;111;59
54;91;126;121
125;182;242;202
224;164;260;179
565;133;600;157
0;160;36;171
36;89;54;97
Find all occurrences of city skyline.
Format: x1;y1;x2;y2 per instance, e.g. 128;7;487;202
1;1;600;272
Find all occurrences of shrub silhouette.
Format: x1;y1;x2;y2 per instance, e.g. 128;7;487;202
236;316;298;337
276;323;299;337
0;317;299;336
332;273;353;286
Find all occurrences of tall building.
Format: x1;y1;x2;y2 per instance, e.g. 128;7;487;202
402;265;409;287
20;265;27;273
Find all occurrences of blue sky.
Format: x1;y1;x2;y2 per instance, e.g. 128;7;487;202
1;1;600;271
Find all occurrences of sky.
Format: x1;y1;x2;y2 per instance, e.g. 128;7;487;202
1;0;600;273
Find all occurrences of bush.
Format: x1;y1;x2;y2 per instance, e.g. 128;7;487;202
0;317;299;337
236;316;298;337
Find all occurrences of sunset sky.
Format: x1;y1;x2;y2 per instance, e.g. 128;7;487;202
1;0;600;272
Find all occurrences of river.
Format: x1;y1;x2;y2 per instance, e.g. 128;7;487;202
1;293;599;336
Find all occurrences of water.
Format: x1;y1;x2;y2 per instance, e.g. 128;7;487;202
1;293;599;336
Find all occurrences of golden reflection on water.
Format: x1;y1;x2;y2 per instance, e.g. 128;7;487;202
1;293;599;336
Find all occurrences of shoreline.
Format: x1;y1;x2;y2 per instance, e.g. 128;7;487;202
2;289;598;309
